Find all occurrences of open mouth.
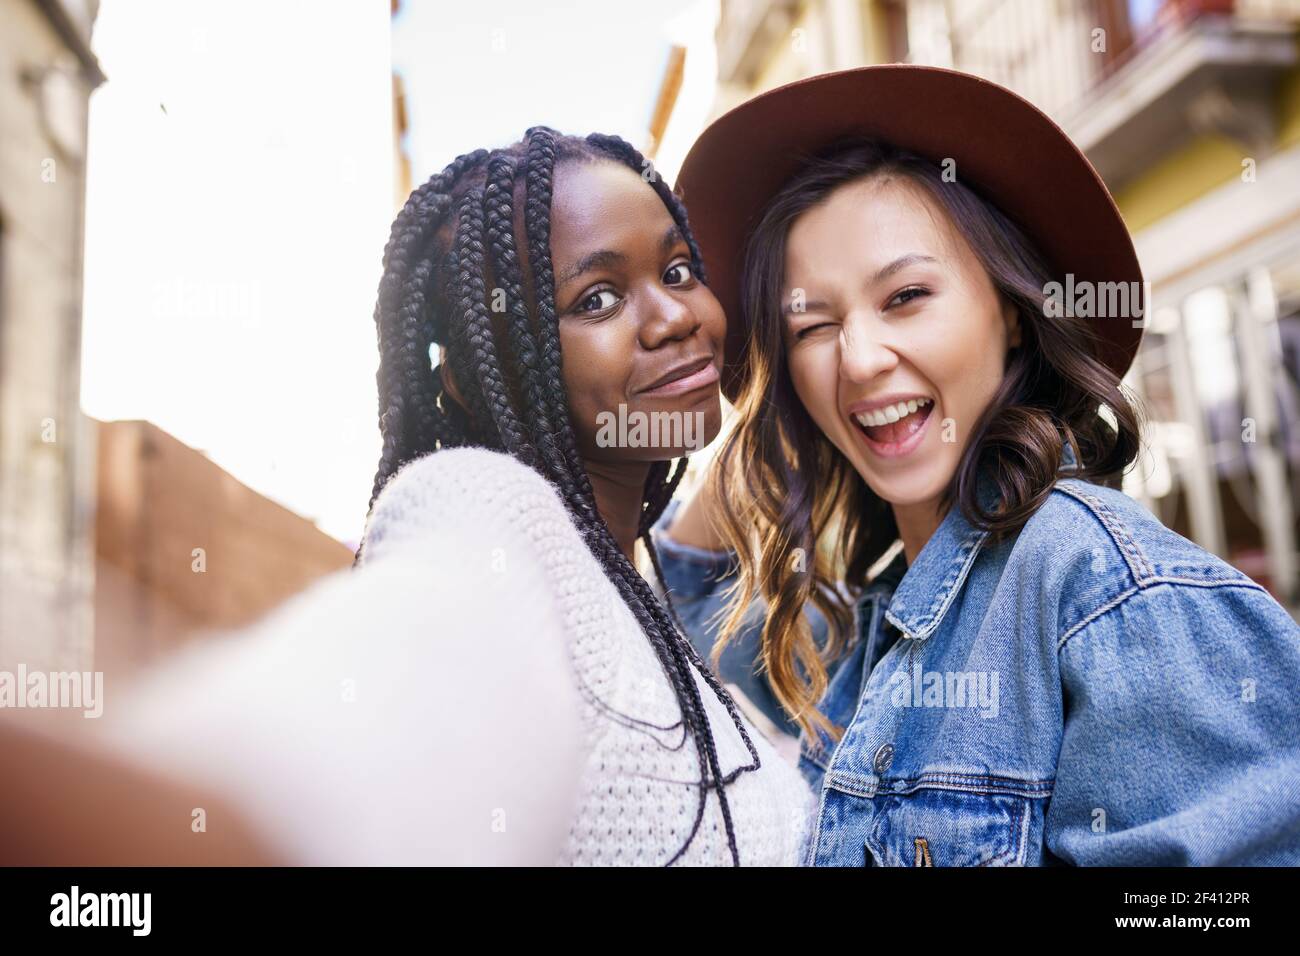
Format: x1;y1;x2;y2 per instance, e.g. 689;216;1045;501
851;397;934;455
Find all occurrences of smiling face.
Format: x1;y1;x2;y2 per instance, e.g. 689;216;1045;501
780;174;1021;519
549;159;726;461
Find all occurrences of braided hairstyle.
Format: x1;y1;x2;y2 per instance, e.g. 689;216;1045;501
358;127;761;865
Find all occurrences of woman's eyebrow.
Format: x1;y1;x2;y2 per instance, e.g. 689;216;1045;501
871;253;937;285
782;296;830;318
557;249;625;286
557;226;686;286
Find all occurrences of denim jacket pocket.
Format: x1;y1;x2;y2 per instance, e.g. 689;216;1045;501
865;788;1035;867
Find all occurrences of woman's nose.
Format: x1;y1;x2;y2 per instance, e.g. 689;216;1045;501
838;314;899;383
639;286;699;350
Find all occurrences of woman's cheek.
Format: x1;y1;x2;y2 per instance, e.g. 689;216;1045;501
788;351;837;436
559;360;599;447
698;292;727;349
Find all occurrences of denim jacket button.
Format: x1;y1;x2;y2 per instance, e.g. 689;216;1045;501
873;742;895;774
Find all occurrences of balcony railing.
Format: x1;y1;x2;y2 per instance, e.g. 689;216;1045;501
931;0;1298;119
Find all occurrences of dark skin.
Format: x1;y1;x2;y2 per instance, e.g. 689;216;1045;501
446;159;728;560
0;162;728;865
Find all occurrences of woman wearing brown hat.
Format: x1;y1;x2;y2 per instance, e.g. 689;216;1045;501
653;66;1300;866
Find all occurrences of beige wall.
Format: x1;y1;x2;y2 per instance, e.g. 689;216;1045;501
0;0;101;673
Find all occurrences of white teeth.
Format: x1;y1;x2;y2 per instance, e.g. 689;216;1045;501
853;397;931;429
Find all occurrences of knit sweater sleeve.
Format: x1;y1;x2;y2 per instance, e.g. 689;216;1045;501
96;448;587;864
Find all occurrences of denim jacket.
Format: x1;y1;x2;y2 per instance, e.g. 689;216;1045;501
652;443;1300;865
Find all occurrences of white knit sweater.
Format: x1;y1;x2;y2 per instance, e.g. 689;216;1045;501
99;447;811;865
360;448;815;866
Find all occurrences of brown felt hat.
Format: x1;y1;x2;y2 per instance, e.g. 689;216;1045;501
674;65;1145;402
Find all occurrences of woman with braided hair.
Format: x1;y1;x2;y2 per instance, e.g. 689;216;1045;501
351;125;813;866
0;126;812;868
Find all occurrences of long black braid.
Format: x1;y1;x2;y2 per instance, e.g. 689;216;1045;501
356;128;762;865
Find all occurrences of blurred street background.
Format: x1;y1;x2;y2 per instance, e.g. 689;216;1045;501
1;0;1297;684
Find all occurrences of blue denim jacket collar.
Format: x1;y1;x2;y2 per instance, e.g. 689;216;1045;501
883;440;1080;642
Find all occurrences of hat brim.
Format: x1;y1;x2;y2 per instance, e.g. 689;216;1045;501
673;65;1144;402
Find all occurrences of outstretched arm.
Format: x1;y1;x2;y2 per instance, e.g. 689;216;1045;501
2;457;585;865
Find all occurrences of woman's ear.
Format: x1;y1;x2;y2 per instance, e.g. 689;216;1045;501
437;346;469;412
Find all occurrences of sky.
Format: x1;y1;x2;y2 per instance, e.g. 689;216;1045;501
393;0;715;183
82;0;392;547
81;0;716;548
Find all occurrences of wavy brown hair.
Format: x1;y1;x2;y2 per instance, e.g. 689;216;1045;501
708;138;1143;741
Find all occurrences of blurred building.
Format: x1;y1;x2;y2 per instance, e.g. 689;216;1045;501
686;0;1300;612
3;0;359;683
391;0;413;213
392;71;414;211
0;0;105;673
94;419;354;682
